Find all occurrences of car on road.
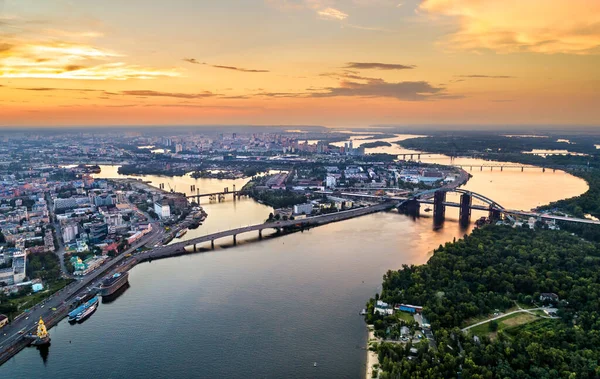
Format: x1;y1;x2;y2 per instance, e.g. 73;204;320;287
18;329;25;334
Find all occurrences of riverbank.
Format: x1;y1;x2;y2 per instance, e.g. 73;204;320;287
365;326;380;378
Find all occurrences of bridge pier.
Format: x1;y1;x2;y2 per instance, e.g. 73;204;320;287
233;234;237;245
399;199;420;217
500;166;503;172
521;167;524;172
480;166;483;171
459;193;472;226
193;244;197;252
489;207;502;222
211;240;214;249
542;167;546;172
259;229;262;240
433;190;446;224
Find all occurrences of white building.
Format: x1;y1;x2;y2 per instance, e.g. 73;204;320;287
293;203;314;215
62;223;79;243
12;250;26;283
154;201;171;219
325;175;337;189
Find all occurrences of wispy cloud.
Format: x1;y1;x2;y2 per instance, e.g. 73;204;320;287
118;90;216;99
456;74;515;79
258;77;460;101
15;87;103;92
0;41;180;80
318;7;348;20
420;0;600;54
344;62;416;70
183;58;269;73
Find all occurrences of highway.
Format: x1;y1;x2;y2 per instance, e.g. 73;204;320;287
0;222;162;365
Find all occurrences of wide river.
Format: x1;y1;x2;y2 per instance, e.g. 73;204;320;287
0;139;588;378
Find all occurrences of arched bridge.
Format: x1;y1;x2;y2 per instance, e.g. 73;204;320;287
398;188;506;225
398;187;600;226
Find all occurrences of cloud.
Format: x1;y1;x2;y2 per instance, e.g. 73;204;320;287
16;87;103;92
318;7;348;20
267;1;349;22
258;77;460;101
212;65;269;73
118;90;216;99
419;0;600;54
456;75;515;79
344;62;416;70
0;24;180;80
183;58;269;73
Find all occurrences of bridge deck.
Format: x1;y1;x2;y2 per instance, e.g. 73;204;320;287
143;203;394;259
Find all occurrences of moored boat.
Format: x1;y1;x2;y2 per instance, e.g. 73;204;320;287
68;296;99;323
176;228;188;238
99;272;129;297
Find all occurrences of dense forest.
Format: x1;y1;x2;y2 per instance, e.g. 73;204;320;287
367;226;600;378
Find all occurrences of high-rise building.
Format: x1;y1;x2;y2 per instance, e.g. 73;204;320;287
62;223;79;243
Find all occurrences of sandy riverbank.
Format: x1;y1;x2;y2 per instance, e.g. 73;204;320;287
365;325;380;378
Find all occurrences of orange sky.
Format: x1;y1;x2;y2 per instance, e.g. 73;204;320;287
1;0;599;127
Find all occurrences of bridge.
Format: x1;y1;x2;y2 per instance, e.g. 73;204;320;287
141;203;395;258
455;165;554;172
397;188;600;226
185;184;245;203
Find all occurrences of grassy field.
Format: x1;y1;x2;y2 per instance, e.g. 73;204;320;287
396;311;415;323
462;305;519;327
468;312;539;339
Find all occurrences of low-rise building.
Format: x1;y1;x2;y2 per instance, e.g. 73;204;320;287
293;203;314;215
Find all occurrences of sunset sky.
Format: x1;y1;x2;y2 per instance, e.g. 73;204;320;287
1;0;599;127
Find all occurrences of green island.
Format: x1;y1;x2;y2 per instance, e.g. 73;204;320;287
366;225;600;378
360;141;392;148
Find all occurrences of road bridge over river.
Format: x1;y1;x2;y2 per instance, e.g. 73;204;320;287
142;202;395;259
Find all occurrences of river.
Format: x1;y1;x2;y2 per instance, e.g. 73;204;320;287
0;148;588;378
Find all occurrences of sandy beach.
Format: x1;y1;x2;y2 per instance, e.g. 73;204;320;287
365;326;380;378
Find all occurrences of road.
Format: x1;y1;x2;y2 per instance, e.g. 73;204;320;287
461;307;556;332
147;203;394;257
0;222;161;362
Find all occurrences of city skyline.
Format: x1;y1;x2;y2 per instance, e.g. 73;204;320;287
1;0;599;127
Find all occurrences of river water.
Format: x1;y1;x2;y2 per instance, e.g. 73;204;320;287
0;144;588;379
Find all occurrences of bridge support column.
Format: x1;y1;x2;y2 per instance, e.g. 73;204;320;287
211;240;215;249
459;193;472;226
521;167;524;172
193;244;197;253
433;190;446;225
480;166;483;171
259;229;262;240
233;235;237;245
542;167;546;172
276;227;281;235
501;166;503;171
489;207;502;222
399;199;420;217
